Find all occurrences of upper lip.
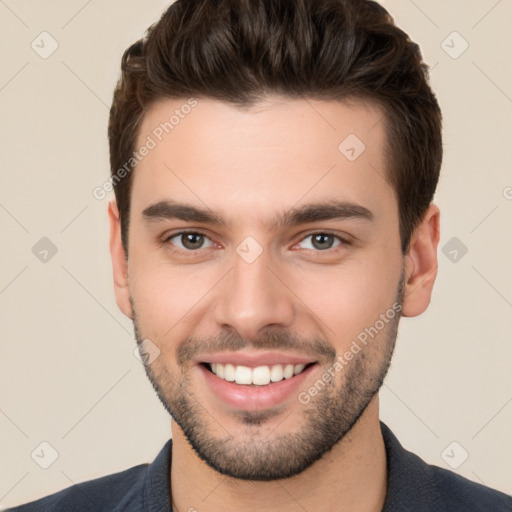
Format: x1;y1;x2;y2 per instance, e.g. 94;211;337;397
195;351;316;368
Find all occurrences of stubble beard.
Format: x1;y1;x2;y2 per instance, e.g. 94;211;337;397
133;275;403;481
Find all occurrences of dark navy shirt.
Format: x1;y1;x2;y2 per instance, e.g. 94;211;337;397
7;422;512;511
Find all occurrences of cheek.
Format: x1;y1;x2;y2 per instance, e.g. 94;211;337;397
128;255;217;345
294;254;402;348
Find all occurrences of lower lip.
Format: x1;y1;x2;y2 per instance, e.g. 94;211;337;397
199;363;317;411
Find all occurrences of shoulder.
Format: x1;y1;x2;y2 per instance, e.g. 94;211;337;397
380;422;512;512
6;463;148;512
7;438;173;512
430;464;512;512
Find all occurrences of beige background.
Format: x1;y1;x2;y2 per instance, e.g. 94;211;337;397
1;0;511;507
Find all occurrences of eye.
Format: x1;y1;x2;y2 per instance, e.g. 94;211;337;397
297;232;345;251
166;231;214;251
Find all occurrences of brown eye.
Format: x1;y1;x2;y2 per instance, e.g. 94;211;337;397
298;233;344;251
181;233;204;249
167;232;213;251
312;234;335;250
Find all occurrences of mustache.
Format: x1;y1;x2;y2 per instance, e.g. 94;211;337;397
133;271;405;367
176;328;336;366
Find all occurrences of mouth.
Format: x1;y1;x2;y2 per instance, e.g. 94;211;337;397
196;353;319;411
201;362;315;386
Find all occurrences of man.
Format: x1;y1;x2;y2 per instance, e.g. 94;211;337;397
9;0;511;510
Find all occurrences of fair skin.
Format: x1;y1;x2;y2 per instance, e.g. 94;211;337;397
109;96;439;512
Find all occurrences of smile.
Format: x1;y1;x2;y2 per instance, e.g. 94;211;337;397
205;362;313;386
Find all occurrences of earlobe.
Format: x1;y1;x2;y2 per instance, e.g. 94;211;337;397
401;204;440;318
108;200;134;319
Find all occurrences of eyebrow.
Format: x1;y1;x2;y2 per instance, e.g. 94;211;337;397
276;200;373;227
141;199;373;229
142;200;225;225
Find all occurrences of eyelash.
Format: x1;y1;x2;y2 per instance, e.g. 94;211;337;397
163;230;215;254
163;230;350;255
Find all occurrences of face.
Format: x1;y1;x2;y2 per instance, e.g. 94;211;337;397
114;96;408;480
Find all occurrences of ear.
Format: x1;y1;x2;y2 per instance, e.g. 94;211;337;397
402;203;440;317
108;200;134;319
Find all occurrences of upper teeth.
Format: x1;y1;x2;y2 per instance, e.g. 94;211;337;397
210;363;306;386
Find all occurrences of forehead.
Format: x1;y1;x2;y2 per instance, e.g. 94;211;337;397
131;96;394;224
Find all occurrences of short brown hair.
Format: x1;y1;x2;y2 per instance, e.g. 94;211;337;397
108;0;442;254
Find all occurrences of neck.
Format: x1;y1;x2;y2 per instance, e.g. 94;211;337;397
170;396;387;512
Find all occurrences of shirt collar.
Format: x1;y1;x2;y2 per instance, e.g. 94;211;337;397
380;421;445;511
143;438;173;511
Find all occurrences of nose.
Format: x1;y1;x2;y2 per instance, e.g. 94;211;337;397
212;250;295;340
